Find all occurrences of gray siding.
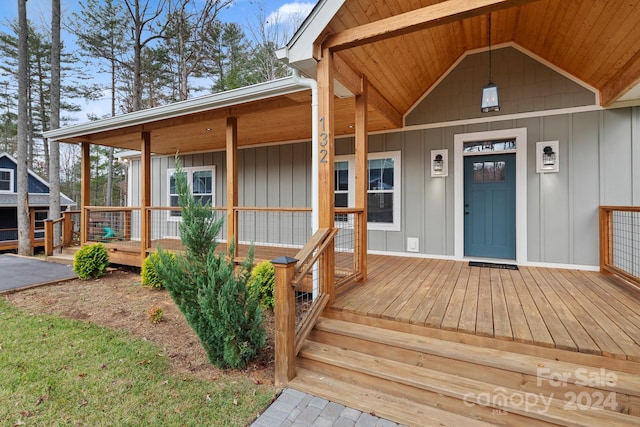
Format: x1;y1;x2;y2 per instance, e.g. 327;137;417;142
129;144;312;246
406;46;596;125
127;48;639;268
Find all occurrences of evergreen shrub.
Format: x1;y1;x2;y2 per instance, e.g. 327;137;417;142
248;260;275;310
152;157;266;369
141;252;172;288
73;243;109;280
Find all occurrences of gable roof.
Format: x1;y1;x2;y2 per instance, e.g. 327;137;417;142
0;152;75;207
280;0;640;114
0;193;75;208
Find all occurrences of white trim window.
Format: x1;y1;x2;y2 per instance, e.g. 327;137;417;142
335;151;401;231
334;159;354;223
0;168;14;192
167;166;215;219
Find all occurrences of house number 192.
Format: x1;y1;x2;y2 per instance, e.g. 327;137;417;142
319;116;329;163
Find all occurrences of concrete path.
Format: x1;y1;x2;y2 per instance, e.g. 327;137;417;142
0;254;76;293
251;388;406;427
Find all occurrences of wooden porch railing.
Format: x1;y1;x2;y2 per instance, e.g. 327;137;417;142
600;206;640;287
61;205;366;310
0;227;18;241
273;227;338;387
44;210;80;256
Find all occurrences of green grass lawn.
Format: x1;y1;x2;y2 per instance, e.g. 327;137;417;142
0;298;275;426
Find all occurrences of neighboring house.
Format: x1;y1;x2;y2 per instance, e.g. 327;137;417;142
0;153;75;251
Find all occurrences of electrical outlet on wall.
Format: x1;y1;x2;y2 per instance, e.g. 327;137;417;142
407;237;419;252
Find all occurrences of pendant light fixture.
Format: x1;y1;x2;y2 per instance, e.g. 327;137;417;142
481;13;500;113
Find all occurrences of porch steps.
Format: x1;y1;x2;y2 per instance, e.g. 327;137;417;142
46;246;80;265
289;312;640;426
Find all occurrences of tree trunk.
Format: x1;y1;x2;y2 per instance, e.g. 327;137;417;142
106;147;114;206
17;0;31;256
49;0;62;247
132;0;142;112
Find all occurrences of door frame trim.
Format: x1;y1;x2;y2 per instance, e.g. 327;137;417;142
454;128;528;264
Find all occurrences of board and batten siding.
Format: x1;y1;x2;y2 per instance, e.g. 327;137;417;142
128;107;639;267
130;146;311;209
128;143;313;246
127;47;639;268
336;107;639;267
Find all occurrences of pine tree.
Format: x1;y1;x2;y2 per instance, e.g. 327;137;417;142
153;157;265;369
208;22;256;93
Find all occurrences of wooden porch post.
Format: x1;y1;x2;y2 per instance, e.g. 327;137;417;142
226;116;238;256
355;76;369;281
272;255;297;386
317;47;336;302
80;142;90;245
45;219;54;255
140;132;151;263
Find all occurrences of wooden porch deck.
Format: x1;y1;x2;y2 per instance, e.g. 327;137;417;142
100;238;302;267
0;238;45;252
333;255;640;362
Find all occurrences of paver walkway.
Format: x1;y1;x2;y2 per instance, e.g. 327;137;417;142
251;388;406;427
0;254;76;292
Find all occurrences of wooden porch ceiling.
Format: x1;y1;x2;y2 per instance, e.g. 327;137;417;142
57;90;394;155
322;0;640;112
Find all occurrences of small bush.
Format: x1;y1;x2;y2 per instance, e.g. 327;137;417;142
147;306;163;324
73;243;109;280
248;260;275;310
141;252;173;288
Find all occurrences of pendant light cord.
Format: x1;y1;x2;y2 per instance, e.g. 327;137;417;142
488;13;493;83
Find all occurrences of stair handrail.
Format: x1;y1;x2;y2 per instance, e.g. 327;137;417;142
292;227;338;287
272;226;337;387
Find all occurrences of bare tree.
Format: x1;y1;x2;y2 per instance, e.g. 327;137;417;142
123;0;168;112
245;5;307;82
164;0;232;100
16;0;30;255
49;0;61;244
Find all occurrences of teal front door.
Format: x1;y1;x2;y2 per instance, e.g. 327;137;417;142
464;153;516;259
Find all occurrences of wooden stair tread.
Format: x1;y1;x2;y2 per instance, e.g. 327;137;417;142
289;367;498;427
300;340;639;427
314;317;640;396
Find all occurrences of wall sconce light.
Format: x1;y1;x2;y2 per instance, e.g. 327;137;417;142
433;154;444;171
431;149;448;177
481;13;500;113
536;141;559;173
543;146;556;167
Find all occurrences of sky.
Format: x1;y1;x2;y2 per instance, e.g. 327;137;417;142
1;0;315;29
1;0;316;122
